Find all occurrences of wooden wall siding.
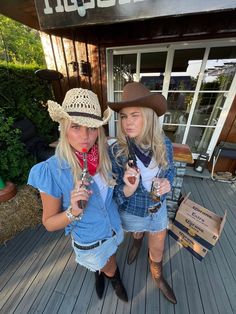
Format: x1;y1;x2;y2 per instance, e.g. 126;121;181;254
40;31;107;111
87;42;101;98
76;39;90;89
215;96;236;173
99;44;108;108
39;32;63;102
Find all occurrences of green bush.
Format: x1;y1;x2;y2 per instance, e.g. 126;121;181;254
0;110;35;184
0;62;57;142
0;62;58;184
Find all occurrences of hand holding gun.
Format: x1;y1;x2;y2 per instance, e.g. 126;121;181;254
126;136;138;184
78;148;91;209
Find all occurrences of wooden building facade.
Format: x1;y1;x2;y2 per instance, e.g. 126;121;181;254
0;1;236;173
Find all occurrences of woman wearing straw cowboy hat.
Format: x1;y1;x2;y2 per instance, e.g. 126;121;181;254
28;88;128;302
108;82;177;304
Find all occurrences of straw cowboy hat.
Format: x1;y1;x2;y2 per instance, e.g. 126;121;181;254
107;82;167;117
48;88;111;128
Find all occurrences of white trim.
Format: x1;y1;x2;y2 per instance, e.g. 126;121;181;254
106;49;115;136
135;52;141;82
160;47;175;125
109;38;236;54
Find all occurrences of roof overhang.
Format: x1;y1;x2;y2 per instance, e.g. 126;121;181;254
0;0;39;30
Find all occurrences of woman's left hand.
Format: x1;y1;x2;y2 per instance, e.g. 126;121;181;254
152;178;171;196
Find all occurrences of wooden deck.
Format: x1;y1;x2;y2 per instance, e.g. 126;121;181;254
0;176;236;314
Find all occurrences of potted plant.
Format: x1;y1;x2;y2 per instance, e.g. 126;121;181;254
0;175;17;202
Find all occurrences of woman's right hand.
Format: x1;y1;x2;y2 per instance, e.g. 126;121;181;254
70;180;92;216
123;164;140;197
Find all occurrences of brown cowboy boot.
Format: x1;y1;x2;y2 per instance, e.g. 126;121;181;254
127;234;144;265
149;257;177;304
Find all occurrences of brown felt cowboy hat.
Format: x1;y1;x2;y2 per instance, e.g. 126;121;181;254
107;82;167;117
48;88;111;128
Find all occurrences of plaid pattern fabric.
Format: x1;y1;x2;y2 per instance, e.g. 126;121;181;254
109;136;175;217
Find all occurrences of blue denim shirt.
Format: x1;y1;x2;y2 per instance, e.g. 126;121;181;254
109;136;175;217
27;155;122;244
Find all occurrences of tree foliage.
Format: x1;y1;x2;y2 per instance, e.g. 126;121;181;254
0;15;45;66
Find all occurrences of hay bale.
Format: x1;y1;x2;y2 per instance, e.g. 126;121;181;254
0;185;42;245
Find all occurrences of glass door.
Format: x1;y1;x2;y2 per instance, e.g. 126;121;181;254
107;40;236;159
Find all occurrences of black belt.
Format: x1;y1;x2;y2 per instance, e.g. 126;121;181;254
73;231;116;250
74;239;107;250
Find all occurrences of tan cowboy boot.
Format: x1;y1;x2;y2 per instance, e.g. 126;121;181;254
127;234;144;265
149;257;177;304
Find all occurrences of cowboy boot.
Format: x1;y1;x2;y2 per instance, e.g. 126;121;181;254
95;271;105;299
107;267;128;302
149;257;177;304
127;234;144;265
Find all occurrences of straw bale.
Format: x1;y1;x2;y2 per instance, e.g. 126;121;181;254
0;185;42;245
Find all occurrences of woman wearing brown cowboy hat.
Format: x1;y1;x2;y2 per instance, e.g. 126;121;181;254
108;82;177;304
28;88;128;302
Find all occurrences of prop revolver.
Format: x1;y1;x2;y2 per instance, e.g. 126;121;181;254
125;136;138;184
78;148;91;209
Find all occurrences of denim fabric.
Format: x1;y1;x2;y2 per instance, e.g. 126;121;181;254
109;136;175;217
72;228;124;271
28;155;122;244
120;200;168;232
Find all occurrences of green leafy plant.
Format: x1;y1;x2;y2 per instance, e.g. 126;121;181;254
0;64;58;184
0;109;35;184
0;62;58;142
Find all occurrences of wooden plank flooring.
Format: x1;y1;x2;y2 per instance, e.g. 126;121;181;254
0;177;235;314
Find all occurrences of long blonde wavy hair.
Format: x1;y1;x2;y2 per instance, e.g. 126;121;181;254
55;119;115;186
115;107;168;169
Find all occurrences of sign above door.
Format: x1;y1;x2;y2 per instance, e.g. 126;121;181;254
35;0;236;30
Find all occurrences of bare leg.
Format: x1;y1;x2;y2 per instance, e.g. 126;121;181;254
133;231;144;239
148;229;166;262
101;254;117;277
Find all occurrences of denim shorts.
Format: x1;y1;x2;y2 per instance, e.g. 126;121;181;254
120;200;167;233
72;228;124;272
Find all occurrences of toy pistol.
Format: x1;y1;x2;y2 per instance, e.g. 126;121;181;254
126;136;138;184
78;148;91;209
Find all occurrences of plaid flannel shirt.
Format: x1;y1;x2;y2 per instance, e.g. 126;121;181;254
109;136;175;217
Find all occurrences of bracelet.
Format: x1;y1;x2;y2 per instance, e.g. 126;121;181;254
66;206;83;222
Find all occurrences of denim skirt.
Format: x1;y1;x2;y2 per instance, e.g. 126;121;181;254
72;227;124;272
120;200;168;233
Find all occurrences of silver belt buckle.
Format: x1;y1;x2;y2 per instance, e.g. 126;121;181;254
148;202;162;214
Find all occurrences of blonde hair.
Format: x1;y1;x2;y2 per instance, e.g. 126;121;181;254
115;107;168;168
56;119;115;185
